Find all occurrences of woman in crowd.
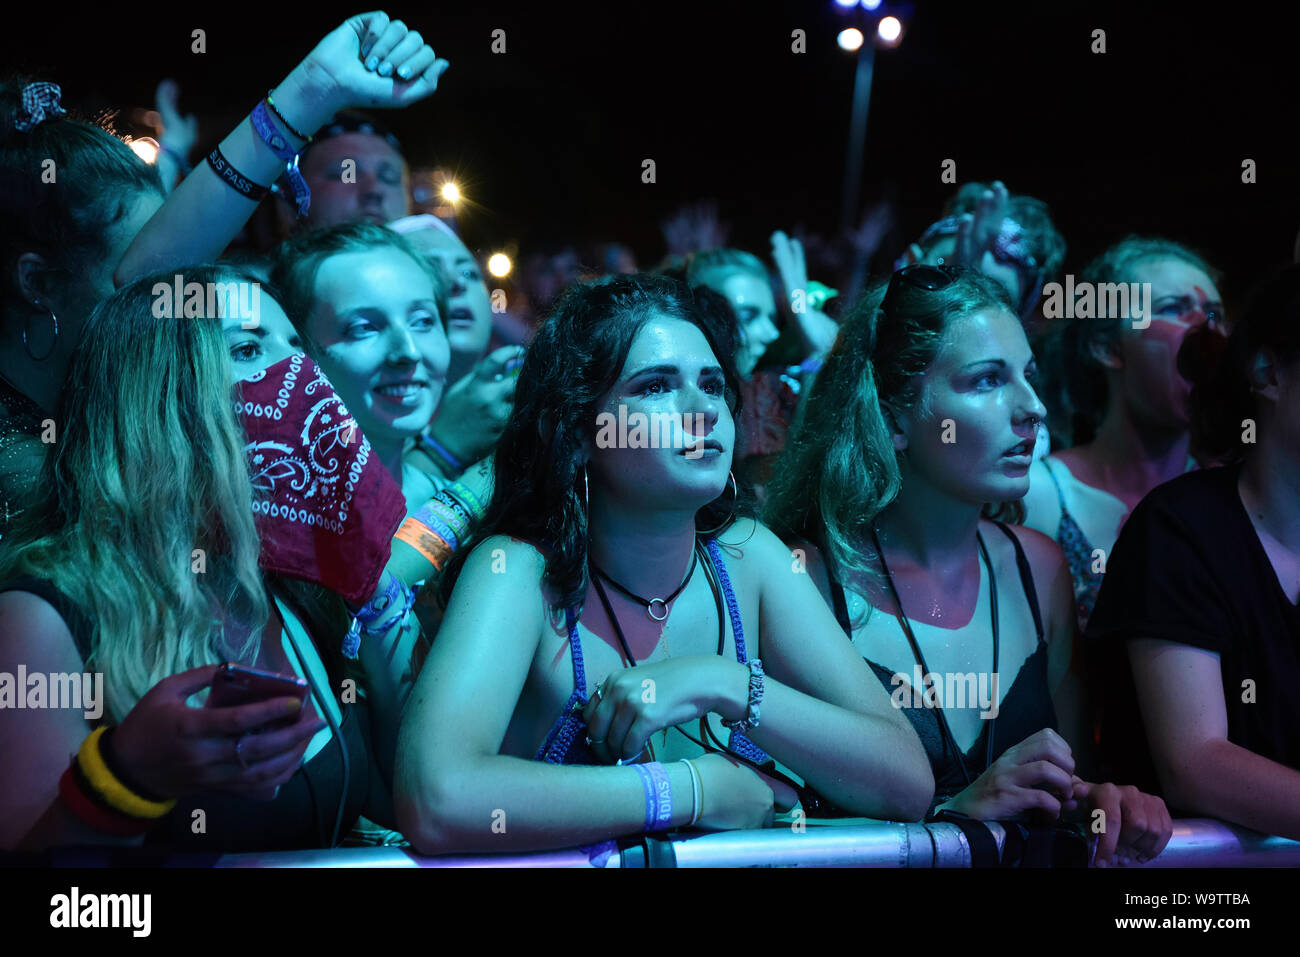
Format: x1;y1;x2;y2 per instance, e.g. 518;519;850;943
686;242;837;494
0;268;425;851
391;214;524;484
765;264;1171;866
1022;237;1224;631
394;273;934;854
272;222;454;513
1087;264;1300;840
0;11;447;533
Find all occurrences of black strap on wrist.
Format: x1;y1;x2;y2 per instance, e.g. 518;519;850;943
206;145;270;202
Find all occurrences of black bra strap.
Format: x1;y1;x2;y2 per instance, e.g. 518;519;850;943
990;521;1045;643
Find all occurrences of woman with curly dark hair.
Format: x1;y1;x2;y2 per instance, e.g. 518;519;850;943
394;273;933;854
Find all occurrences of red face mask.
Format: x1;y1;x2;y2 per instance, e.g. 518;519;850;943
235;353;407;605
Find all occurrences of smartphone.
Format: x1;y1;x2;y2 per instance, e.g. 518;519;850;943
207;662;309;732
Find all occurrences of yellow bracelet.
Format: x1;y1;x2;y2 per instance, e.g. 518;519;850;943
76;727;177;819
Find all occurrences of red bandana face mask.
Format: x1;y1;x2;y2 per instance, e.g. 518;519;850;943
234;353;406;605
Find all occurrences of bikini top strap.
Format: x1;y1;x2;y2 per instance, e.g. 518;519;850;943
990;520;1045;643
704;537;748;662
564;605;588;697
1041;457;1069;512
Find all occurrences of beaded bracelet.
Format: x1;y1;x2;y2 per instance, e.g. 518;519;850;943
265;88;313;144
720;658;764;734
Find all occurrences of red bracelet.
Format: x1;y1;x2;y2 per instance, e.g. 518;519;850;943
58;765;157;837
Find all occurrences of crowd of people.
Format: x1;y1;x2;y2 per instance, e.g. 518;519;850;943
2;11;1297;865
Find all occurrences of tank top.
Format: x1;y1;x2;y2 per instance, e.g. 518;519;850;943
827;521;1058;805
0;575;373;851
535;537;769;766
1040;459;1105;632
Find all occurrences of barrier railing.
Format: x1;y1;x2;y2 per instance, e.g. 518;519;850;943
218;818;1300;868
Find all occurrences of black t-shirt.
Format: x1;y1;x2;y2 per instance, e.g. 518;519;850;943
1085;463;1300;801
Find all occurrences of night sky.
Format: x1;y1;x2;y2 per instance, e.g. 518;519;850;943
6;0;1296;306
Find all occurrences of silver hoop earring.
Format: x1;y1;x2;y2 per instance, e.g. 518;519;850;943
696;470;739;537
23;305;59;362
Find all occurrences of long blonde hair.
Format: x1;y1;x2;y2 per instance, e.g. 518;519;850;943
0;268;268;722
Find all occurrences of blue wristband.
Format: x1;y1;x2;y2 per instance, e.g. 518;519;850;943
632;762;673;832
419;434;465;475
251;100;311;217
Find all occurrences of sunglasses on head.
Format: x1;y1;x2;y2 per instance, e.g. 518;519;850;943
879;263;959;320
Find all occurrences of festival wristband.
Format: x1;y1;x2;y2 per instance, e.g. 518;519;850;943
395;516;454;570
447;480;486;520
632;761;673;832
206;145;269;202
250;100;311;216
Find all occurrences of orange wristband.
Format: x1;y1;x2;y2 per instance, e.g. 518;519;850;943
395;517;454;570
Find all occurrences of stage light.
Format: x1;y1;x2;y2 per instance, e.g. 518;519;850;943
440;182;461;203
837;27;865;51
861;0;882;9
877;16;903;46
833;0;857;8
127;137;160;164
487;253;512;278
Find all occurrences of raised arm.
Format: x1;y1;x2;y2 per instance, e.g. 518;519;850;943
748;523;933;821
1130;638;1300;840
115;12;449;284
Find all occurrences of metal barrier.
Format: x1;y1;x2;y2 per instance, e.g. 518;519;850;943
218;818;1300;868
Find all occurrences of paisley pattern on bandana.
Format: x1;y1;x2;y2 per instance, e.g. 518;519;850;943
236;354;407;605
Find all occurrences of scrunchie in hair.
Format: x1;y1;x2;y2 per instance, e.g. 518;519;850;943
13;82;67;132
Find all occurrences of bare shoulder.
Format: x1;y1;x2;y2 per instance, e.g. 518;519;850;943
0;589;82;671
461;534;548;579
994;521;1069;576
713;516;799;566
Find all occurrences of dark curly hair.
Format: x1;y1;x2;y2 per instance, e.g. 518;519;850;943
439;273;748;612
